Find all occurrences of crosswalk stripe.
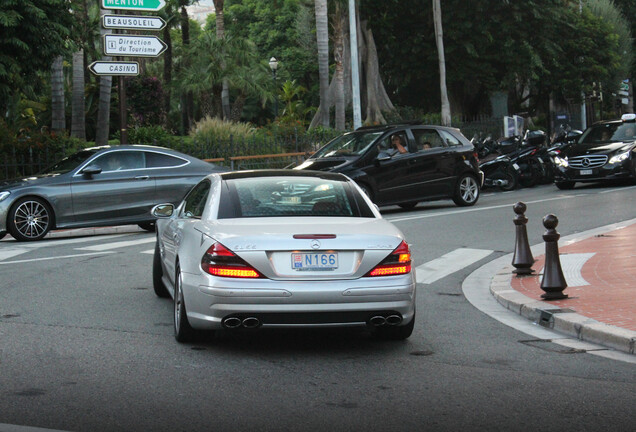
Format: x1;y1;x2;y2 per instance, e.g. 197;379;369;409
416;248;493;284
0;248;29;261
76;237;156;251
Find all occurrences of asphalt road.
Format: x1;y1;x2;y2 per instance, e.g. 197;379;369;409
1;181;635;432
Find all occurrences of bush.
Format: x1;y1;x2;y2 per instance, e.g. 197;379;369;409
190;117;256;143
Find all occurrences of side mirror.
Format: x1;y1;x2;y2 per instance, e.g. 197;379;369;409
376;151;392;165
152;203;174;218
81;165;102;176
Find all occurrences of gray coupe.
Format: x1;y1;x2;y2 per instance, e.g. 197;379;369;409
0;145;227;241
152;169;416;342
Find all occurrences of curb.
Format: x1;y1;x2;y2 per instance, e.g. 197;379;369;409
491;264;636;355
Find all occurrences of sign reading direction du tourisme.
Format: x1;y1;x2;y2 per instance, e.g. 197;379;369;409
101;0;166;12
104;34;167;57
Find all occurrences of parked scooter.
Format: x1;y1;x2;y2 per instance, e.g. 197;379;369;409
472;135;520;191
500;131;551;188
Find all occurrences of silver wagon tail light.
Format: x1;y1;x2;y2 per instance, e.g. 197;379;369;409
201;242;265;279
365;241;411;277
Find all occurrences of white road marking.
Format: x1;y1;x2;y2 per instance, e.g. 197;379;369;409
141;249;154;255
416;248;493;284
0;251;115;265
0;423;71;432
0;248;29;261
386;195;574;223
76;237;155;251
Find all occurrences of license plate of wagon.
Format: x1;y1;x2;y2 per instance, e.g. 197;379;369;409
292;252;338;271
580;169;593;175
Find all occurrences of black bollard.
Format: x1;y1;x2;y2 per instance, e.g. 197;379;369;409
512;202;534;275
540;214;568;300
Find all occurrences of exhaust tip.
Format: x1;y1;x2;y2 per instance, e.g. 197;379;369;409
369;316;387;326
386;315;403;326
242;317;261;329
222;317;242;329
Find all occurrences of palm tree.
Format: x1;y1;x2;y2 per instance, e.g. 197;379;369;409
71;49;85;140
177;34;271;122
51;56;65;132
213;0;231;120
432;0;451;126
314;0;330;127
332;3;346;130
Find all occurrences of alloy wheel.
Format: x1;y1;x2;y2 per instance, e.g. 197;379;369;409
12;199;51;240
459;176;479;203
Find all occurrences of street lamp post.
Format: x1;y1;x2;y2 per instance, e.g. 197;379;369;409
269;57;279;118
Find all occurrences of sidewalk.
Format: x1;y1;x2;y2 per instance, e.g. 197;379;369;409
491;220;636;355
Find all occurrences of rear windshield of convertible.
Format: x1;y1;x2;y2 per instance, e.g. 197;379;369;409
218;176;374;218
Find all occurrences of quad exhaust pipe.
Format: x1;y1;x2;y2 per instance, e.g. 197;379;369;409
222;316;261;329
369;314;402;327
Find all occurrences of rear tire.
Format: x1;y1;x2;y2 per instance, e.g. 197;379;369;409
153;239;170;298
452;174;479;207
398;202;418;210
555;181;575;190
138;221;156;232
499;168;518;192
174;266;198;343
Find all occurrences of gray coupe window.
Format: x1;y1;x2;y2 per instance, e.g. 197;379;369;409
94;151;144;172
145;151;187;168
181;180;210;219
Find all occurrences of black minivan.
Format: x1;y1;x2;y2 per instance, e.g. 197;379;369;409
294;124;483;208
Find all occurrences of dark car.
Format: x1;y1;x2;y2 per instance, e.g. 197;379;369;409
0;145;227;241
553;114;636;189
293;124;482;208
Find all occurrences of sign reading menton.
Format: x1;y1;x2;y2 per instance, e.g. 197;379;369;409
101;0;166;12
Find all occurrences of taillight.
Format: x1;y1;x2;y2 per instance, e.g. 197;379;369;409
473;152;480;164
365;241;412;277
201;242;264;278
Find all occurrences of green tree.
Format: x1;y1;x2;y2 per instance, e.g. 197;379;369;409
0;0;73;114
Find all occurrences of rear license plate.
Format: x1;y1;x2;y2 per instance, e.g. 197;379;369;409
580;169;593;175
513;163;520;170
292;252;338;271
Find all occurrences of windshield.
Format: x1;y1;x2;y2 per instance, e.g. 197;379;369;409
579;122;636;144
223;176;371;218
312;131;383;158
38;149;99;175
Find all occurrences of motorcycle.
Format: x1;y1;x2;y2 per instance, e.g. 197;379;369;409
472;134;519;191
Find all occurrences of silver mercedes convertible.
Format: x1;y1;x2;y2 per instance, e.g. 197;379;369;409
152;170;416;342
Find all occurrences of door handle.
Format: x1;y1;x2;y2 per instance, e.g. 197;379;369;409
134;175;150;180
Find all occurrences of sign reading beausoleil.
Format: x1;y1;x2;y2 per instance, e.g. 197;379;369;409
103;14;166;30
89;61;140;76
101;0;166;12
104;34;167;57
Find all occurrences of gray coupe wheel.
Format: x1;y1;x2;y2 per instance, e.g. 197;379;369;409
174;266;197;343
8;197;53;241
452;174;479;207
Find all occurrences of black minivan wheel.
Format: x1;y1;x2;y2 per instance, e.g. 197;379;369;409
452;174;479;207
